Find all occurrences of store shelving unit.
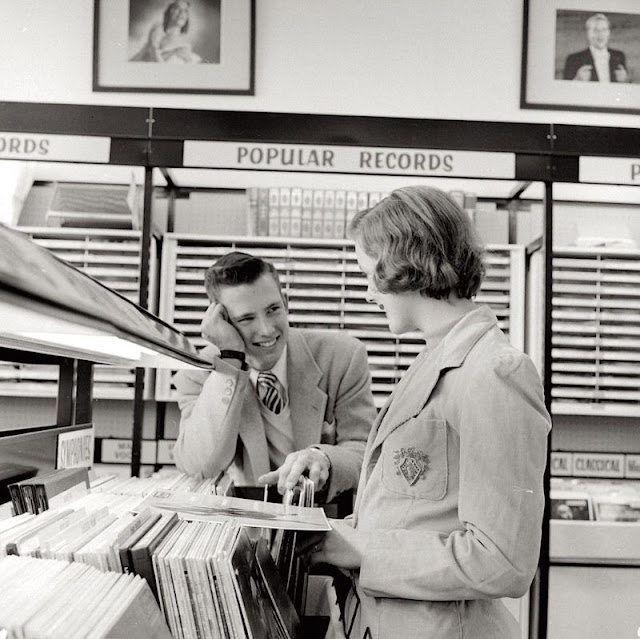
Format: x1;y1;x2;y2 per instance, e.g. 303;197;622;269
546;243;640;637
551;246;640;417
0;227;157;400
0;219;212;477
1;99;639;639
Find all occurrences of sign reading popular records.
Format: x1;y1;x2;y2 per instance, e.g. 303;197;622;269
579;156;640;186
183;141;516;179
0;132;111;163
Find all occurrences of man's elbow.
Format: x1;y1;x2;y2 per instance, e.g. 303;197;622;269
171;440;198;477
172;445;187;475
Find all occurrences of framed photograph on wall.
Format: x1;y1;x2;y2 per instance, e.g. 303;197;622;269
93;0;255;94
521;0;640;114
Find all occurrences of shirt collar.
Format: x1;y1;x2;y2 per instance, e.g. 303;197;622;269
590;46;609;60
249;345;288;389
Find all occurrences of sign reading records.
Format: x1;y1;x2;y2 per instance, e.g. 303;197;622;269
183;141;516;179
0;132;111;163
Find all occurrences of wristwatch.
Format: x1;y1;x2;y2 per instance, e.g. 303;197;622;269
218;349;248;370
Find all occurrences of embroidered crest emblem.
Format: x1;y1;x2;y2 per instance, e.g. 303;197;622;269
393;447;429;485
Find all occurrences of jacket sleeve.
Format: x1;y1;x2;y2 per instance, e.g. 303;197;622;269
318;339;377;502
172;354;251;478
563;51;582;80
359;352;550;601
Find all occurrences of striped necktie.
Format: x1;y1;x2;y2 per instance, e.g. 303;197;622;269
257;371;288;415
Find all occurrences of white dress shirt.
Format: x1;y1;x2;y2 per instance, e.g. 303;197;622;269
590;46;611;82
249;346;295;469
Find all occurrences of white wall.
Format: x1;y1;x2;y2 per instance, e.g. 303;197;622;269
1;0;639;129
553;201;640;246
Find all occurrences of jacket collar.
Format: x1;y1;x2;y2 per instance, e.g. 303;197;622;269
369;305;498;450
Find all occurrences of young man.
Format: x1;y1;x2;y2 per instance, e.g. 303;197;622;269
172;251;376;503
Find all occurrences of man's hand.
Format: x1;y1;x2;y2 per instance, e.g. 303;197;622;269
258;447;330;494
201;303;244;351
574;64;592;81
614;64;629;83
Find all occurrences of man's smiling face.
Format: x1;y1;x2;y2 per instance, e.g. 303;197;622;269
217;272;289;371
587;19;610;50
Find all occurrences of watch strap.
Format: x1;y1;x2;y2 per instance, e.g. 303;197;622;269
218;350;248;370
219;349;246;361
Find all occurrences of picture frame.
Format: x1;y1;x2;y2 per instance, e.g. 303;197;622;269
93;0;255;95
521;0;640;114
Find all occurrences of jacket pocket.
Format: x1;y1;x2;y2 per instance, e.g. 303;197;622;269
380;418;448;500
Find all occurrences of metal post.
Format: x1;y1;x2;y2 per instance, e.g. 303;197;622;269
75;360;94;424
533;180;553;639
154;400;166;472
56;358;76;426
131;164;155;477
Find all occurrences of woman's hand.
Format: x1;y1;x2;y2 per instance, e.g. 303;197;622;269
306;518;370;571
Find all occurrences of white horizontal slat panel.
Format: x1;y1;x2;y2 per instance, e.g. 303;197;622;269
551;247;640;417
156;235;525;406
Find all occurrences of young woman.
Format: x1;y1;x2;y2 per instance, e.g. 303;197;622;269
308;185;551;639
130;1;202;64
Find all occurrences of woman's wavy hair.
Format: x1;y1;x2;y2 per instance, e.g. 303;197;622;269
164;1;190;34
347;186;485;300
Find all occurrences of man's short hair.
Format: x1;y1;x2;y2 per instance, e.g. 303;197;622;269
586;13;610;30
347;185;485;300
204;251;282;301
